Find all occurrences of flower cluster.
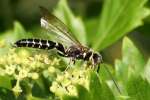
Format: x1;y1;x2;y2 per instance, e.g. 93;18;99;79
0;48;92;98
50;66;90;97
0;48;60;95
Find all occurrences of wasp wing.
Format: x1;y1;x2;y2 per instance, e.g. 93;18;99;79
40;7;82;48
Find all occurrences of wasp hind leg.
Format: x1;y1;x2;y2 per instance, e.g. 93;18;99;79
57;51;76;71
57;52;67;57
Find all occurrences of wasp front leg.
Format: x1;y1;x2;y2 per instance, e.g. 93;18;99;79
65;57;76;71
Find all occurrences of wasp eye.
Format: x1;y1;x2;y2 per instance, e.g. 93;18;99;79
93;53;102;65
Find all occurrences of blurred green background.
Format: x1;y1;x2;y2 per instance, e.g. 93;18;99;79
0;0;150;99
0;0;150;64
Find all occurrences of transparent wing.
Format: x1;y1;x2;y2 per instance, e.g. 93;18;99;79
40;7;82;47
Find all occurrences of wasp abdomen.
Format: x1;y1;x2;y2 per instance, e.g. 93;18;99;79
55;43;65;54
14;39;56;49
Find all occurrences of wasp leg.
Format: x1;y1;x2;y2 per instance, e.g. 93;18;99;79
57;52;67;57
72;58;76;65
89;64;95;70
96;65;100;73
65;65;70;71
82;61;88;70
65;57;76;71
57;52;75;71
56;52;70;71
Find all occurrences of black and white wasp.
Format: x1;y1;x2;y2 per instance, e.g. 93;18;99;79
14;7;102;70
14;7;122;93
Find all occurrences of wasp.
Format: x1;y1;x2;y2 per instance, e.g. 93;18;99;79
14;7;102;70
13;7;122;94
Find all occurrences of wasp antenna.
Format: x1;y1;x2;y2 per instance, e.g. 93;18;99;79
104;65;122;95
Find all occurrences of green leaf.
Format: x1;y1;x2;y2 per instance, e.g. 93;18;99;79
54;0;87;45
76;85;91;100
126;76;150;100
0;76;12;90
88;71;115;100
143;58;150;83
93;0;150;50
13;21;34;39
85;18;99;45
114;37;148;97
13;21;26;39
115;59;128;83
122;37;145;77
62;95;78;100
115;59;130;96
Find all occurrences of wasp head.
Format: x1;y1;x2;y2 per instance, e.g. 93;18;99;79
93;53;103;65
